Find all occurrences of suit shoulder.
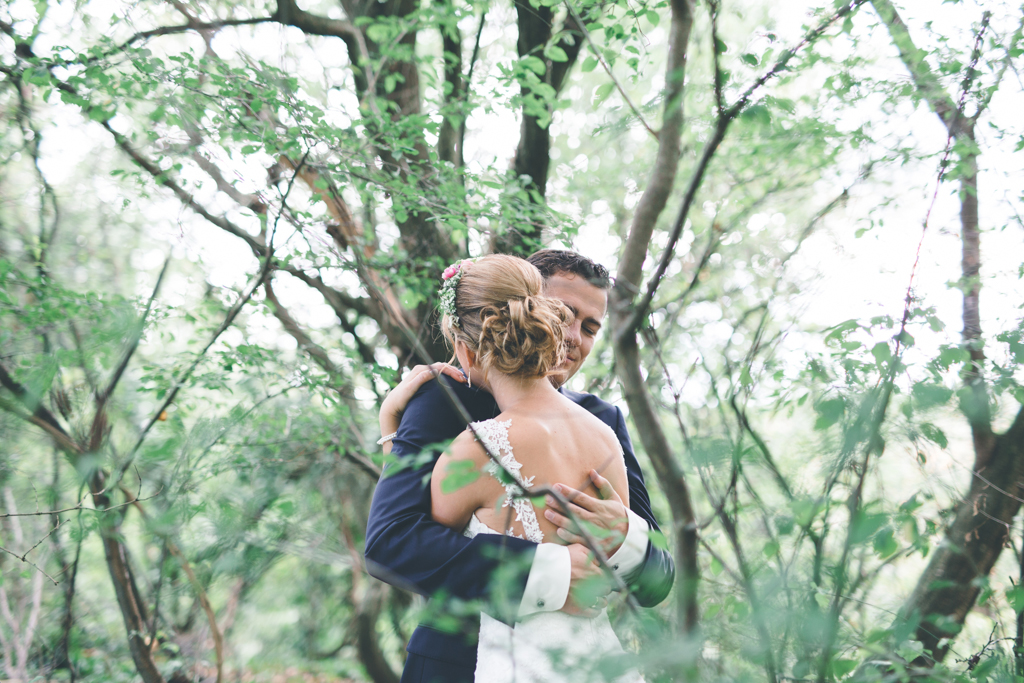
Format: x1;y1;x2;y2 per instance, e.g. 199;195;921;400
395;379;498;450
560;387;618;421
405;379;497;420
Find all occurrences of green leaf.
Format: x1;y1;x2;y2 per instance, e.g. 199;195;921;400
813;397;845;430
740;104;770;126
440;460;481;494
741;53;758;66
645;9;660;26
849;511;887;545
900;495;923;513
912;383;953;410
919;422;948;449
520;55;547;76
896;640;924;662
790;497;821;527
871;341;892;365
1007;586;1024;613
545;45;569;63
366;23;391;44
873;525;898;558
594;82;615;102
831;658;857;678
581;56;599;73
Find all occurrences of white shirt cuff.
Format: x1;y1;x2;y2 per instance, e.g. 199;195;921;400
607;509;649;579
517;543;571;618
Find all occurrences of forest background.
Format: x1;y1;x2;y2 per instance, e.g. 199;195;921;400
1;0;1023;681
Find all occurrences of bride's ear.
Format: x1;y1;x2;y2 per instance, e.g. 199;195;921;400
454;340;477;372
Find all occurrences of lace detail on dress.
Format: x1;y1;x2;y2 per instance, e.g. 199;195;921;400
470;418;544;544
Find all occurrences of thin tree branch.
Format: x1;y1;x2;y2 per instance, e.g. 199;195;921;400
112;252;275;489
90;256;171;448
563;0;658;140
0;546;59;586
707;0;725;118
624;0;871;335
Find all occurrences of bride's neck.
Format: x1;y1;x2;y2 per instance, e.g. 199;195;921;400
487;372;560;413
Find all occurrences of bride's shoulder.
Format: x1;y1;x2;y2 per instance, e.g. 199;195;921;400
447;426;489;463
484;413;550;451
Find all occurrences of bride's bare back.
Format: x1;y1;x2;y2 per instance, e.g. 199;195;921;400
431;391;629;542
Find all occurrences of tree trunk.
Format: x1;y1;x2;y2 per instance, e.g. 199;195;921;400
354;581;399;683
494;2;584;254
901;406;1024;660
867;1;1009;662
93;479;167;683
610;0;698;656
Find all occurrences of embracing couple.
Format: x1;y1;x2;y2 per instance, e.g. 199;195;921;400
364;250;674;683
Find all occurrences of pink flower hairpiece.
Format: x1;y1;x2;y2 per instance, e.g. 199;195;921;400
438;259;469;327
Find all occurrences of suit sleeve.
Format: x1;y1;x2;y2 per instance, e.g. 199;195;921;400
612;406;676;607
364;381;536;622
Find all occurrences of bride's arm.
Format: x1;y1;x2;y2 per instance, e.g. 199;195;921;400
430;430;501;530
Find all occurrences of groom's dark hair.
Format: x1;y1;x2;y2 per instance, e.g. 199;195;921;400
527;249;611;289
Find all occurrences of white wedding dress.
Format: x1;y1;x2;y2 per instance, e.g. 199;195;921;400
464;419;645;683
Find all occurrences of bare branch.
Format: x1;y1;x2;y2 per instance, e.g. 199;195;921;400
191;150;267;213
264;279;341;376
0;544;59;585
0;364;80;454
274;0;367;59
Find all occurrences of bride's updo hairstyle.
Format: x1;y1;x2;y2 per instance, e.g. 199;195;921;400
440;255;572;379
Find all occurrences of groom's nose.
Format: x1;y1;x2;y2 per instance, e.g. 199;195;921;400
566;320;582;348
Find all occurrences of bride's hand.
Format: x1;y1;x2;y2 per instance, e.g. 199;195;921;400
379;363;465;451
543;471;629;556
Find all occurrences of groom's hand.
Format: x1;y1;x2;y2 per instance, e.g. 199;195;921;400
560;544;608;617
544;470;629;556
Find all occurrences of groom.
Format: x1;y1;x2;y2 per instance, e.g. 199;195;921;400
364;250;674;683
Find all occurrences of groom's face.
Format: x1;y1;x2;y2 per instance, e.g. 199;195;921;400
543;273;608;386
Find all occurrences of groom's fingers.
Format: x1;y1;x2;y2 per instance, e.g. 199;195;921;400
544;507;573;530
589;470;618;501
544;503;594;529
555;527;585;545
553;484;600;512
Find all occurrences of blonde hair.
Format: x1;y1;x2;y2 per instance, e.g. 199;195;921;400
441;255;571;379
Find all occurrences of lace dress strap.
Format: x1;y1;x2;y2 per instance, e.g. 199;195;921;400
470;419;544;544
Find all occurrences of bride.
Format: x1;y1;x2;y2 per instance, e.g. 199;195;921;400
429;254;644;683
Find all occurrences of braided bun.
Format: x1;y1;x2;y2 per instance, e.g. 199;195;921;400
441;255;571;379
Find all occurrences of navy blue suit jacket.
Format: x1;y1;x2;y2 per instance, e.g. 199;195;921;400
364;378;674;669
